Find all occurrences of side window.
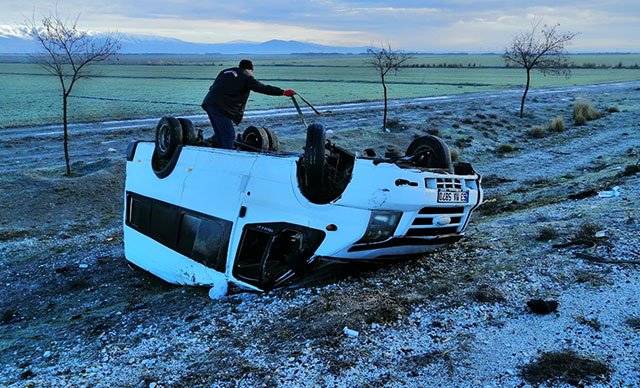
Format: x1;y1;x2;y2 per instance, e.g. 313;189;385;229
149;201;180;246
128;195;151;231
126;192;231;273
233;228;272;283
233;223;326;290
177;213;229;272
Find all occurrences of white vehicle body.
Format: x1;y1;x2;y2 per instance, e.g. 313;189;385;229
124;122;483;292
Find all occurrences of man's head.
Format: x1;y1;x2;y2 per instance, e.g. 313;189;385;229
239;59;254;74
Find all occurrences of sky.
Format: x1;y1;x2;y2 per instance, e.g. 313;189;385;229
1;0;638;52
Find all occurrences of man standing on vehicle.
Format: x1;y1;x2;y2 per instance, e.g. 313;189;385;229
201;59;296;149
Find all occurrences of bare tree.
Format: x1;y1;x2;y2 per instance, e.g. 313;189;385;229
27;13;120;175
367;44;411;131
503;23;578;118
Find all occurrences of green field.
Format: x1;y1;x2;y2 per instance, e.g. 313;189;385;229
1;53;639;128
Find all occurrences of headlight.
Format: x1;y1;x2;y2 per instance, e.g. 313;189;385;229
357;211;402;244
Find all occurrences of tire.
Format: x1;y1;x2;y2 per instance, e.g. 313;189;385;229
241;126;269;151
406;135;452;171
155;116;183;159
178;118;197;146
303;124;326;191
262;127;280;151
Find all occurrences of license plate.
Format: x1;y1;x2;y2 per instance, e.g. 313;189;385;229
437;190;469;203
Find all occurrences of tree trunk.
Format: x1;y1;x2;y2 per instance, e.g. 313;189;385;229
63;94;71;175
519;68;531;118
382;76;388;131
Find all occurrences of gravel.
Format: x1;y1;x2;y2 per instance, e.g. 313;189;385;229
1;81;639;386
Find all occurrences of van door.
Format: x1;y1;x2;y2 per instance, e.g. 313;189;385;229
177;149;259;273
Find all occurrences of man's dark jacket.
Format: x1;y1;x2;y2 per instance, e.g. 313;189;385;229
201;67;284;124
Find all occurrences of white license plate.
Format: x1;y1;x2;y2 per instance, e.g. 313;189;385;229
437;190;469;203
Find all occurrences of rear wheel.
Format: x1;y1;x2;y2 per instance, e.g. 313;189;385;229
241;126;269;151
178;118;197;146
155;116;183;159
406;135;452;171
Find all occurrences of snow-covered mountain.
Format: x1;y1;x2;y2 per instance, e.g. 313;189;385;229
0;26;369;54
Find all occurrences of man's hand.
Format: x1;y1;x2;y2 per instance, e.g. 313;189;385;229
283;89;296;97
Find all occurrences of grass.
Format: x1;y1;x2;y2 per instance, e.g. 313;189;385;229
521;350;612;386
573;99;601;125
528;125;546;138
1;309;20;324
450;149;460;162
468;284;505;303
575;222;601;245
548;115;566;132
626;317;640;331
495;143;515;154
536;226;558;242
1;53;640;128
426;128;441;136
454;136;473;148
385;117;403;131
576;315;602;331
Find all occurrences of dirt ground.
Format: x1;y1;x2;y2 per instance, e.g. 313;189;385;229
1;81;639;386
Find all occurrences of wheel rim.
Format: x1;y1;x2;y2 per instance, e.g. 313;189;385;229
158;124;170;153
413;145;433;166
245;133;258;147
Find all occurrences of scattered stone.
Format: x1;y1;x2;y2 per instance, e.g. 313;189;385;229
527;299;559;314
19;369;35;380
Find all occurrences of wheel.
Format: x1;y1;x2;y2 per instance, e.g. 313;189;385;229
178;118;197;146
155;116;183;159
262;127;280;151
405;135;452;171
303;124;326;191
241;126;269;151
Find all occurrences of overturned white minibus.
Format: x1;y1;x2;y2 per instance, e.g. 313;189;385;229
124;117;483;292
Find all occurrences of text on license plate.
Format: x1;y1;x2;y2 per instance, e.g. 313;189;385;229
437;190;470;203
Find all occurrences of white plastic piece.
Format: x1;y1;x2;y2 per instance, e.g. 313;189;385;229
598;186;620;198
208;281;228;300
343;326;359;338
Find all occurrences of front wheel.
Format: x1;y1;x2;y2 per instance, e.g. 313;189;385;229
303;124;326;192
406;135;452;171
241;126;269;151
262;127;280;151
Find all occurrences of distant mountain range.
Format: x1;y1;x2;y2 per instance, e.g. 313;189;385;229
0;26;369;54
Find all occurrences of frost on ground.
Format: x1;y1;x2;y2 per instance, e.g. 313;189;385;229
0;82;639;386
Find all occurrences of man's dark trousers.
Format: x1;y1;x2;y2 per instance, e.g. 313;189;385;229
203;106;235;149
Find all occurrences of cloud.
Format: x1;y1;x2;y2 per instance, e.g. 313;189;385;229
0;0;638;51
